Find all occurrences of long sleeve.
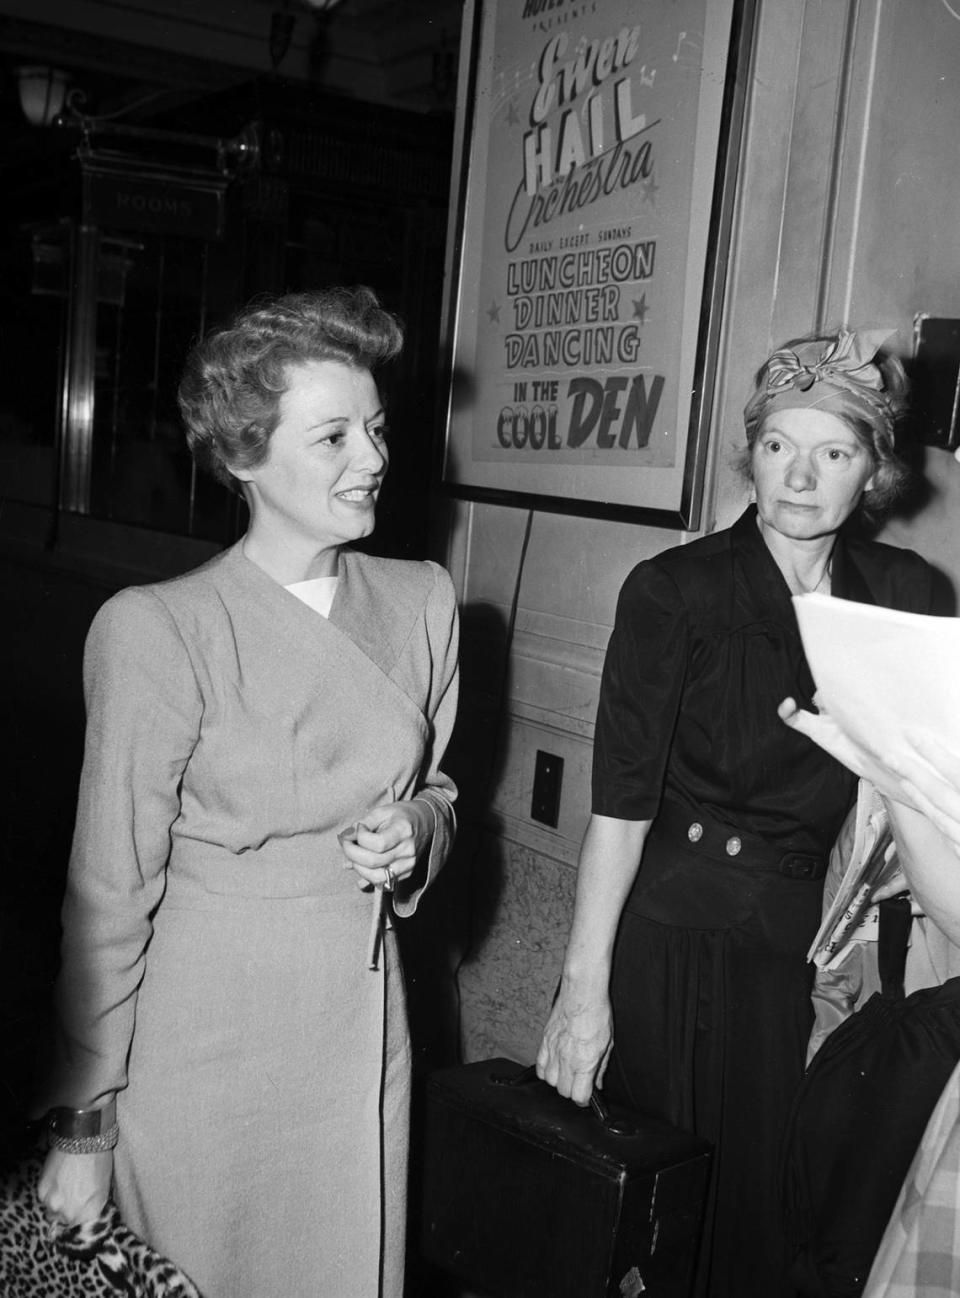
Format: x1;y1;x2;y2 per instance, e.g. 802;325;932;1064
48;587;202;1107
395;561;459;918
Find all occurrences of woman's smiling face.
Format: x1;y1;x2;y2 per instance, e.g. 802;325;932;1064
752;406;876;542
233;358;389;560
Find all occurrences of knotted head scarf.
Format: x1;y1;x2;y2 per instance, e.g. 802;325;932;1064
742;326;911;517
744;327;902;451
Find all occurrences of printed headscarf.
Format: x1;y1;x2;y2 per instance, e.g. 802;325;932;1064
744;327;899;444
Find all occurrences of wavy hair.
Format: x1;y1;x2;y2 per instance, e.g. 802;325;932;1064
178;286;403;487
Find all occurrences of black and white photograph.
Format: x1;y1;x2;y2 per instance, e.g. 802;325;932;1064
2;3;960;1297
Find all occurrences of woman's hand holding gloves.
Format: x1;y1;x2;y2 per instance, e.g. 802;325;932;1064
339;799;431;891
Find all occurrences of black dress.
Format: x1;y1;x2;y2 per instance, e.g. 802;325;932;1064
592;506;935;1298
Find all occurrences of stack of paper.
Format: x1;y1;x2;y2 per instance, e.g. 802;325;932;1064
792;594;960;797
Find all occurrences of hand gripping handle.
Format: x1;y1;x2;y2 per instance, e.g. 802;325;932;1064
491;1062;636;1136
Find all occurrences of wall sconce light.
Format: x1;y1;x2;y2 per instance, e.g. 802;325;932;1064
16;65;69;127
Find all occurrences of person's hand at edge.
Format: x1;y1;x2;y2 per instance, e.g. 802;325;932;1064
895;729;960;859
535;985;613;1107
778;695;924;810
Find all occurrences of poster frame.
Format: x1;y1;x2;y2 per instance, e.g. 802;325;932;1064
437;0;757;529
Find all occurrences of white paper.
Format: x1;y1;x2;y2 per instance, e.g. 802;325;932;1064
792;594;960;785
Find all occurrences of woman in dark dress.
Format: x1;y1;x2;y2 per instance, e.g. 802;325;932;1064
537;328;936;1297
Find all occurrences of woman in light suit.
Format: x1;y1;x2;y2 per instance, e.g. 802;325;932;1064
37;286;459;1298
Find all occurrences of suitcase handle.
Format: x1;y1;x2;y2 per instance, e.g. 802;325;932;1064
490;1063;637;1136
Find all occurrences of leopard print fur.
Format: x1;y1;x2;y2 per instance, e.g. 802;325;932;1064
0;1151;203;1296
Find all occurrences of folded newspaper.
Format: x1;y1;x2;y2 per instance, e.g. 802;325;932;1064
806;781;899;969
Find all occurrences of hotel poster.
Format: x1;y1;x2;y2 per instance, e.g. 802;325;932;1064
441;0;752;526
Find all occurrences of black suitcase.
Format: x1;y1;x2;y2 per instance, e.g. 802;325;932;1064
419;1058;712;1298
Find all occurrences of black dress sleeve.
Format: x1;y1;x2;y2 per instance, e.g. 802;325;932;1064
592;561;690;820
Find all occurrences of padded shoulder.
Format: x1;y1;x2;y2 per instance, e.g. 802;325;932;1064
347;551;447;598
637;526;734;630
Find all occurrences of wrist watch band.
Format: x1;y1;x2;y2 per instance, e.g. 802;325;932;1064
48;1097;117;1139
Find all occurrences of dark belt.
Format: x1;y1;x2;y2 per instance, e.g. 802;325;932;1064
652;799;827;881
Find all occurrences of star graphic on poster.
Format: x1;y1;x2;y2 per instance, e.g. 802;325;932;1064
632;294;649;325
506;98;520;127
642;174;659;205
487;300;501;323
